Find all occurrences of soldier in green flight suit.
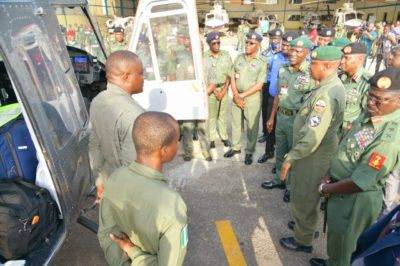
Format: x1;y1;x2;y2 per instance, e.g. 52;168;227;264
176;30;212;161
203;31;233;149
310;67;400;266
262;36;315;197
224;32;267;165
98;112;187;265
237;19;250;52
279;46;346;253
339;42;371;136
107;27;128;54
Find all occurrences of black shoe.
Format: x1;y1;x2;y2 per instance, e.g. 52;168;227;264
224;149;241;158
258;135;267;143
279;237;313;253
283;189;290;203
257;153;269;163
261;181;286;190
183;155;192;161
320;200;326;211
309;258;327;266
244;154;253;165
193;132;198;141
210;141;216;149
271;166;276;174
203;151;212;161
287;221;319;239
222;139;231;147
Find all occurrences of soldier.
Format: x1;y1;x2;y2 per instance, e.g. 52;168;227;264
203;32;232;149
340;42;370;136
261;36;315;203
237;19;250;52
279;46;345;253
224;32;267;165
310;68;400;266
177;30;211;161
89;51;145;201
258;31;298;164
107;27;127;54
98;112;187;265
316;27;335;47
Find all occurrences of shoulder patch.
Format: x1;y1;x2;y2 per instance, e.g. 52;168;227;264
368;152;386;171
313;99;327;113
309;116;321;127
180;224;188;248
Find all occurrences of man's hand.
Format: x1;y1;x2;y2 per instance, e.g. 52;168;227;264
214;90;222;101
110;233;134;254
207;84;216;95
280;161;291;181
322;175;331;184
233;95;245;109
267;117;275;133
95;184;104;204
318;175;331;197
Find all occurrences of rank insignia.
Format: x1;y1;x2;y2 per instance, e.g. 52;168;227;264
297;74;309;85
377;76;392;90
309;116;321;127
343;46;352;54
368;152;386;171
314;99;326;113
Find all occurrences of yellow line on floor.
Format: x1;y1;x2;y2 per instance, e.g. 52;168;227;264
215;220;247;266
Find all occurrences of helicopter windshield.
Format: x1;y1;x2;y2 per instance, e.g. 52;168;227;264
54;6;106;63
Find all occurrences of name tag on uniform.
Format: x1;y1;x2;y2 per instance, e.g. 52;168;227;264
235;73;240;79
280;85;288;95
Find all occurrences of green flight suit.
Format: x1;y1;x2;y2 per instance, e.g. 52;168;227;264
89;83;144;187
237;24;250;52
107;40;127;54
177;49;210;157
273;61;314;186
284;73;345;246
340;67;370;135
203;49;233;142
327;110;400;266
231;53;267;154
98;162;188;265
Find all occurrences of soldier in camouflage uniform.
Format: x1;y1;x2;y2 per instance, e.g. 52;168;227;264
107;27;127;54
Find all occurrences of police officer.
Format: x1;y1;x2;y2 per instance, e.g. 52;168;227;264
258;32;298;164
89;51;145;201
203;32;232;149
177;31;211;161
258;28;283;145
224;32;267;165
262;36;315;198
98;112;187;265
279;46;345;253
107;27;127;54
340;42;370;135
316;27;335;47
310;68;400;266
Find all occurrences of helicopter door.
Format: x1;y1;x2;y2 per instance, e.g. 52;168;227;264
129;0;208;120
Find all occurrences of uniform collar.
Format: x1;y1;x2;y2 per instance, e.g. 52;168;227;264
363;109;400;130
349;67;365;83
207;49;221;58
128;161;168;183
319;73;338;87
107;83;131;97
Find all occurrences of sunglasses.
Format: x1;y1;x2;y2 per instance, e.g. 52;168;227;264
211;41;220;45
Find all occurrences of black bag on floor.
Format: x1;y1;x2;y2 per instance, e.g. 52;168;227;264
0;179;60;260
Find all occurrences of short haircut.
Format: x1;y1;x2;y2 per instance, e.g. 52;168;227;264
132;112;178;154
105;50;142;78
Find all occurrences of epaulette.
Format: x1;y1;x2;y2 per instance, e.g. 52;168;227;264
381;120;400;142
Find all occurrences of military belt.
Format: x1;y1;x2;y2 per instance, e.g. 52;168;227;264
278;107;297;116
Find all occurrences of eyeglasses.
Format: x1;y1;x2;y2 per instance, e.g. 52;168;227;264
211;41;220;45
245;41;258;45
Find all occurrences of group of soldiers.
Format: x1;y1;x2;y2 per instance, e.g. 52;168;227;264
201;25;400;265
88;19;400;265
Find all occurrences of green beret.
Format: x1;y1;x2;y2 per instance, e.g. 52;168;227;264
329;37;351;48
290;36;313;49
369;67;400;91
311;46;343;61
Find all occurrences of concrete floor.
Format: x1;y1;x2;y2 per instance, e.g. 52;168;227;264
54;133;327;266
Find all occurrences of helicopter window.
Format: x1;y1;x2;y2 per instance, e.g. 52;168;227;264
345;13;356;21
288;15;302;21
151;3;184;13
54;7;106;63
136;24;156;81
15;26;87;148
357;13;364;20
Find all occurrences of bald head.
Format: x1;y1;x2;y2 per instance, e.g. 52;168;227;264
132;112;179;155
106;50;141;78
